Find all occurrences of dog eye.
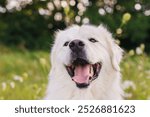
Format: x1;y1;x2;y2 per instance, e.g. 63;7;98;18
89;38;98;43
63;41;69;46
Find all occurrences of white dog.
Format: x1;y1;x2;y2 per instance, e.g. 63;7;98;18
45;24;123;100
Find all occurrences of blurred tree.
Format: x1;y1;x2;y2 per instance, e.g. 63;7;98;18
0;0;149;52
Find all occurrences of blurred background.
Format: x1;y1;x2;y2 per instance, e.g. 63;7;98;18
0;0;150;100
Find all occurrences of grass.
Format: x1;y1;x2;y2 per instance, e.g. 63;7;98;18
0;46;50;99
0;46;150;100
122;54;150;99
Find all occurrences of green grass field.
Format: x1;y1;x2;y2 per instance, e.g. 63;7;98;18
0;46;150;100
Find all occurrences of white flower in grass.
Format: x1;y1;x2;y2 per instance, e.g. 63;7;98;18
98;8;106;16
13;75;23;83
61;0;68;8
136;47;143;55
2;82;7;91
53;0;61;9
10;82;15;89
75;16;81;23
69;0;76;6
81;0;90;6
77;3;86;12
122;80;136;90
116;28;122;35
47;2;54;11
144;10;150;16
54;12;62;21
82;17;89;24
38;8;45;15
134;3;142;11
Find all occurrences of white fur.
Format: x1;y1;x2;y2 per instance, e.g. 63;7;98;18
44;24;123;100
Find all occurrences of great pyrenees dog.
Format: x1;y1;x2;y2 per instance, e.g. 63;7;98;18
45;24;123;100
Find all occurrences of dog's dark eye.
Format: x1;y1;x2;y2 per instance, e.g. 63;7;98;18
63;41;69;46
89;38;98;43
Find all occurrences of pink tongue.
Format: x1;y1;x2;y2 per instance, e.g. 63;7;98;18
72;65;92;84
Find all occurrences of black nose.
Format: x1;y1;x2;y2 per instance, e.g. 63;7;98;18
69;40;85;52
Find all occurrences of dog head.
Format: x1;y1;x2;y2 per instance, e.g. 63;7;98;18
51;24;123;89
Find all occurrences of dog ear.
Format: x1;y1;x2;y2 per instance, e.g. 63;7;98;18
110;43;123;71
98;24;123;71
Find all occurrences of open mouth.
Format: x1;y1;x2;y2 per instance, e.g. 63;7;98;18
66;58;102;88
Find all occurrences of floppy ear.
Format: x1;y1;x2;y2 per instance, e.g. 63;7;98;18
110;43;123;71
98;24;123;71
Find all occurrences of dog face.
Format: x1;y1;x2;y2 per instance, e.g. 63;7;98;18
51;25;122;89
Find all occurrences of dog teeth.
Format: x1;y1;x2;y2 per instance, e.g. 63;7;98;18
90;65;94;75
